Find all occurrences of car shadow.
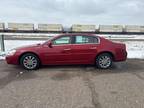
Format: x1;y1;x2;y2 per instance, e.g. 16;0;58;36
85;59;144;77
43;59;144;81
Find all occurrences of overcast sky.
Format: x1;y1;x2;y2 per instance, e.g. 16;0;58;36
0;0;144;26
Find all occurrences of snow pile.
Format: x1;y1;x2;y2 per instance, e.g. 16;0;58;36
99;34;144;40
125;41;144;59
0;40;45;60
0;52;6;60
4;40;45;51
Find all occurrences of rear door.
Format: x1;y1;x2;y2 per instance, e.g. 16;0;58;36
70;35;100;64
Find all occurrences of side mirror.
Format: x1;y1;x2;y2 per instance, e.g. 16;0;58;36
48;42;52;48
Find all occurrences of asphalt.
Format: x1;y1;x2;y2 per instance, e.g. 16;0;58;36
0;59;144;108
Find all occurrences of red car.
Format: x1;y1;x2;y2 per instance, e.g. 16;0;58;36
6;34;127;70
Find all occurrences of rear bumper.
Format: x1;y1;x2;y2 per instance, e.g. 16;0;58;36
114;51;127;62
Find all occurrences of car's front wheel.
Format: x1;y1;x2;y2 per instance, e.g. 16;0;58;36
20;53;40;70
96;53;112;69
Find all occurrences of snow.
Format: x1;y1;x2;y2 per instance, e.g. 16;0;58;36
0;35;144;60
0;52;6;60
124;41;144;59
100;34;144;59
4;40;45;51
0;40;45;60
99;34;144;40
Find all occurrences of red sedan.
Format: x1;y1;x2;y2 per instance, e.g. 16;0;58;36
6;34;127;70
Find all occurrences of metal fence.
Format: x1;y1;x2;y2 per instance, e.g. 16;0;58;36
1;33;144;52
0;34;54;52
0;35;4;51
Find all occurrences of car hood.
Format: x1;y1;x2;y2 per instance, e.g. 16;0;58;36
15;43;42;50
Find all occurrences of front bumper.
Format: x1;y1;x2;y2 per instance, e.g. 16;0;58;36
6;55;19;65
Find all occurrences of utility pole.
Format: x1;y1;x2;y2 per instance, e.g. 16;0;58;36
0;34;5;52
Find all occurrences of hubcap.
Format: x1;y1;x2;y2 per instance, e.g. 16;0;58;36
98;55;111;68
23;56;37;69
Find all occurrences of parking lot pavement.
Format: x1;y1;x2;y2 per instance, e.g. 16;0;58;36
0;59;144;108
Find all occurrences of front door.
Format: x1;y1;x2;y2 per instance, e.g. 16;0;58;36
42;36;72;65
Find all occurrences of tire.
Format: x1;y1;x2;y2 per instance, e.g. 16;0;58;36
96;53;112;69
20;53;40;70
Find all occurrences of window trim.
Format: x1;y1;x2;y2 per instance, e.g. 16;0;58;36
50;35;100;46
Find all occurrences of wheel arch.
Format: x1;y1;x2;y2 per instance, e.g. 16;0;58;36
18;52;41;65
95;51;115;61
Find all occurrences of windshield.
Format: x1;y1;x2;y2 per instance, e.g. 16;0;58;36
42;36;56;44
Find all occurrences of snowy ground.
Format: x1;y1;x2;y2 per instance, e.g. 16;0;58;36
123;41;144;58
99;34;144;40
0;35;144;60
0;40;45;60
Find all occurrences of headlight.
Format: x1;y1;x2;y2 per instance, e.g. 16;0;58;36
7;49;16;56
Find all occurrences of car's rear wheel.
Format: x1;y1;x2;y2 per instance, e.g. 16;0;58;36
20;53;40;70
96;53;112;69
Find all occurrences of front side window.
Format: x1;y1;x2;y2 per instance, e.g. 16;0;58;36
53;36;71;45
75;36;99;44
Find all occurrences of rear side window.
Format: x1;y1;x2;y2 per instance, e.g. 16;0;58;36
75;35;99;44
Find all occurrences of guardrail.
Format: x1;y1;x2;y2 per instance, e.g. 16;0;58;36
1;33;144;52
0;35;5;52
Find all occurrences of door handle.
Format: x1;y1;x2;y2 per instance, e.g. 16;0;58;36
63;48;71;51
89;47;97;49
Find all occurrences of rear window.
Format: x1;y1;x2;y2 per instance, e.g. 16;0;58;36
75;35;99;44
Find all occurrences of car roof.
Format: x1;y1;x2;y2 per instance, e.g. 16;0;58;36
60;33;98;37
